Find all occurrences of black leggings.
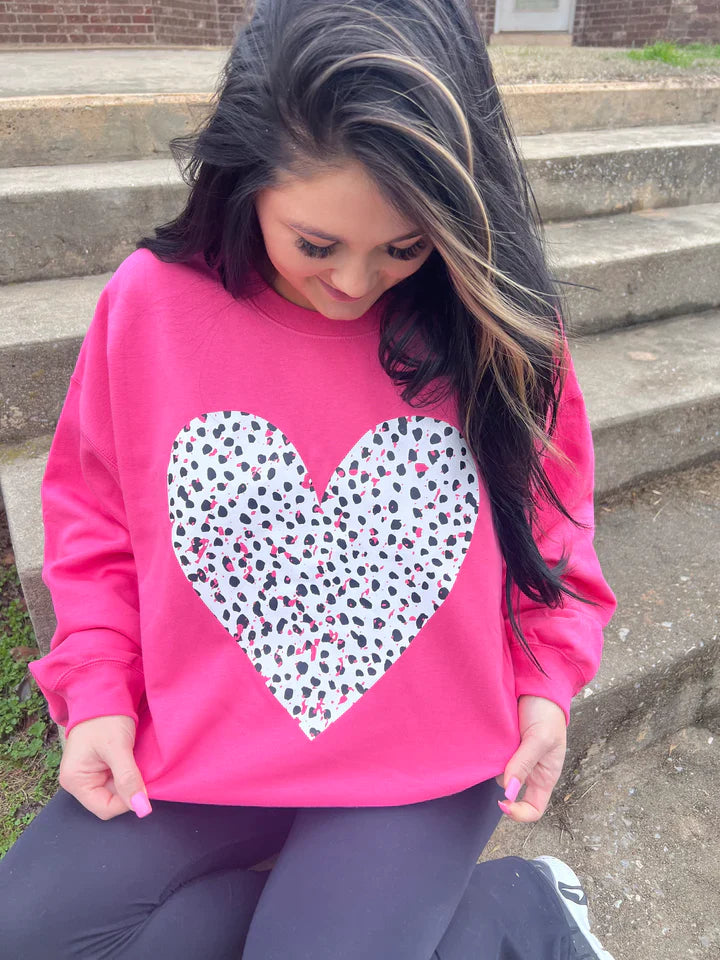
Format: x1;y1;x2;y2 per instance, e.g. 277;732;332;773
0;776;577;959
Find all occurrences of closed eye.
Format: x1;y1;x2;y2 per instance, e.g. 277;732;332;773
295;236;428;262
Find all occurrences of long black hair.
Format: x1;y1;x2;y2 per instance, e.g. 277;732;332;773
137;0;602;676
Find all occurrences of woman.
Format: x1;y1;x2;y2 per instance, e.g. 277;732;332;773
1;1;617;957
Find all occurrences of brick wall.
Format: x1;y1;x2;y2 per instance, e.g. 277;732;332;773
571;0;718;46
217;0;246;43
1;0;717;48
469;0;496;42
0;0;252;45
154;0;221;45
476;0;718;47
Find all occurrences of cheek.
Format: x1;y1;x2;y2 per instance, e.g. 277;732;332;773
263;237;309;279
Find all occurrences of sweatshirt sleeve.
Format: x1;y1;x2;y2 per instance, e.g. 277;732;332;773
28;281;146;737
501;333;617;727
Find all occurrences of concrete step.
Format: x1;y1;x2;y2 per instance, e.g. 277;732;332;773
5;102;719;230
4;81;719;167
2;199;719;445
570;308;720;494
545;201;720;335
0;158;186;284
508;80;720;136
0;93;211;168
484;456;720;960
3;137;720;296
521;123;720;221
0;272;109;440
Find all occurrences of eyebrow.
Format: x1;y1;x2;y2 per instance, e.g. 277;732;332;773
287;221;423;245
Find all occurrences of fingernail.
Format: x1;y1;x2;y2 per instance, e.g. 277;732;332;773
505;776;522;803
131;791;152;818
498;800;512;816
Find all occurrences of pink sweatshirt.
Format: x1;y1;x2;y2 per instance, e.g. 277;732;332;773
29;248;617;806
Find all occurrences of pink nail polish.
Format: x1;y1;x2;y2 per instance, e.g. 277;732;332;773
505;776;522;803
131;791;152;818
498;800;512;816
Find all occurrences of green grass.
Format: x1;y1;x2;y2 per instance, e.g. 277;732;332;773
0;541;61;859
627;40;720;67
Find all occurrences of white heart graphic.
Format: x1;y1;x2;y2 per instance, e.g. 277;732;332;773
167;413;479;739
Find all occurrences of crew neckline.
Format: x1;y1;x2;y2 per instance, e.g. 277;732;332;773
244;265;387;338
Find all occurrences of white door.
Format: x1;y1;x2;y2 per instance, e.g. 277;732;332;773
495;0;574;32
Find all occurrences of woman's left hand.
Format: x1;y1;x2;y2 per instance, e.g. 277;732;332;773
494;694;567;823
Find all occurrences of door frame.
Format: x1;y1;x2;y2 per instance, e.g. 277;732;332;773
493;0;577;33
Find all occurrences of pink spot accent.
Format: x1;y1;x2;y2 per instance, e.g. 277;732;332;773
415;462;429;473
414;527;422;537
195;539;210;561
301;473;313;489
334;516;343;527
265;429;273;437
270;545;278;556
349;469;358;476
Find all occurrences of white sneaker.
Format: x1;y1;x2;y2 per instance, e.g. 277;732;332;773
531;855;616;960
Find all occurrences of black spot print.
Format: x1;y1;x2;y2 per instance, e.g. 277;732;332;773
167;413;480;740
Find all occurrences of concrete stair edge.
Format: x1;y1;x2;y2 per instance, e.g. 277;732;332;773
2;203;720;438
3;82;720;167
3;132;720;282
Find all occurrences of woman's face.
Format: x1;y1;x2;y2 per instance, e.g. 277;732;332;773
254;160;434;317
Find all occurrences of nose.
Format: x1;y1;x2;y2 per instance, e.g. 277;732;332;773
326;268;376;299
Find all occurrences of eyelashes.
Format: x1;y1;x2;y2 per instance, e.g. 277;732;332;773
295;236;428;262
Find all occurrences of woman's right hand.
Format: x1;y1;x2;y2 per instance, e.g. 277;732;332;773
59;714;153;821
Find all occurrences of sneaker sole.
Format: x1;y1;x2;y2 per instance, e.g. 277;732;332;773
532;856;616;960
